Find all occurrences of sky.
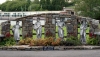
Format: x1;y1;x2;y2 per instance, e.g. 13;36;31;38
0;0;6;4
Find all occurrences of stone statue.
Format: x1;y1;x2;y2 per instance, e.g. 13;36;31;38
57;18;65;40
12;21;20;43
80;19;87;44
33;17;42;38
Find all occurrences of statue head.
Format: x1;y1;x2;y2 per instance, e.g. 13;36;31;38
60;19;63;22
37;17;40;22
60;17;64;22
16;21;19;25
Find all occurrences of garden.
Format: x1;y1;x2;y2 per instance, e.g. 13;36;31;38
0;25;100;47
0;13;100;47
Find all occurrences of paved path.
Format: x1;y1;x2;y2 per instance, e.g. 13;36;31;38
0;50;100;57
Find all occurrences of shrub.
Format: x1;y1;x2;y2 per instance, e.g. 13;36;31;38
19;37;57;46
18;37;81;46
60;36;81;46
19;38;34;45
87;37;100;45
24;38;32;45
18;39;25;45
52;38;61;46
5;32;11;38
0;37;16;46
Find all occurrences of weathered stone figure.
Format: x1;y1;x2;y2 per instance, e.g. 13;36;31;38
57;17;65;40
12;21;20;43
80;19;87;44
34;17;42;38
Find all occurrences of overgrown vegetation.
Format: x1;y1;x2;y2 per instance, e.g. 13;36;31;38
0;37;16;46
18;37;81;46
87;37;100;45
60;36;81;46
75;0;100;20
18;37;61;46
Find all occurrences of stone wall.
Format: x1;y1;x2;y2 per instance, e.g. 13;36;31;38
1;21;10;35
22;19;33;38
65;15;78;37
89;19;100;37
44;14;56;38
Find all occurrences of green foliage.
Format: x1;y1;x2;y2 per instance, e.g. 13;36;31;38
87;37;100;45
40;0;75;10
33;0;39;4
0;0;75;11
0;37;16;46
75;0;100;19
60;36;81;46
0;1;10;11
0;0;30;11
28;4;40;11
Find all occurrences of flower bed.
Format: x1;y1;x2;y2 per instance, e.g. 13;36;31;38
18;36;81;46
18;37;61;46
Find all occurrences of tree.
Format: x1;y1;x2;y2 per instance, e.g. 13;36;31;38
40;0;45;10
28;4;40;11
33;0;39;4
51;0;66;10
45;0;51;10
0;1;10;11
0;0;29;11
75;0;100;19
0;0;75;11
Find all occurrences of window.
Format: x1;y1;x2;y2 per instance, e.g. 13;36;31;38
12;13;16;17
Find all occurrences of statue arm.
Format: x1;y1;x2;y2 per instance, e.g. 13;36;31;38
12;25;15;33
34;22;41;30
63;22;65;27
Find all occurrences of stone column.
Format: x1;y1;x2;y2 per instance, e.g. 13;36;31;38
22;18;33;38
65;15;78;37
1;21;10;35
72;15;78;37
44;14;56;38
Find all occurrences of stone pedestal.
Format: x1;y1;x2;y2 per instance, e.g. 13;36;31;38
22;19;33;38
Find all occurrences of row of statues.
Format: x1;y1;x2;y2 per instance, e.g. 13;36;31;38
11;17;88;44
12;18;42;43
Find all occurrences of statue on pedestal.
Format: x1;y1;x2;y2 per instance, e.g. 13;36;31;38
33;17;42;38
80;19;87;44
12;21;20;43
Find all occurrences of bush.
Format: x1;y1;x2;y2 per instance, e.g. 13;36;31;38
87;37;100;45
18;37;61;46
60;36;81;46
18;37;82;46
52;38;61;46
0;37;16;46
18;38;34;45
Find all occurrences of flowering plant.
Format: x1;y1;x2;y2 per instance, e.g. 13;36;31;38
5;32;11;38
